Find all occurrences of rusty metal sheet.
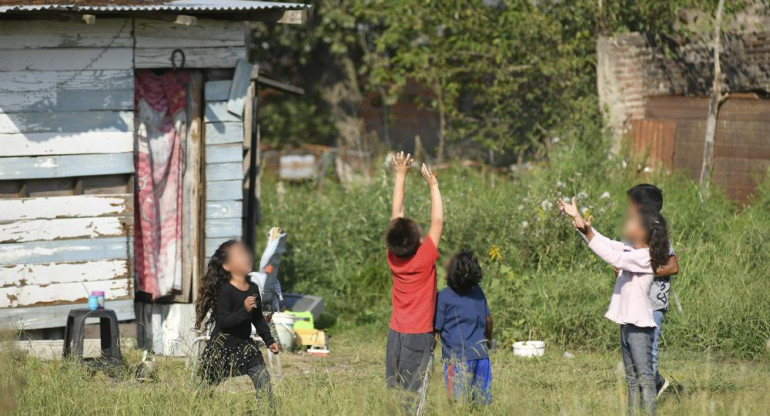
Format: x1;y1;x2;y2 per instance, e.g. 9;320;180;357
628;119;677;169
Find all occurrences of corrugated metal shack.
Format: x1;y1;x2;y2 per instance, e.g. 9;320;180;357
0;0;308;354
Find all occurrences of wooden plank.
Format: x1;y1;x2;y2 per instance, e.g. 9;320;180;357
205;237;240;257
0;89;134;114
0;194;131;222
205;200;243;219
204;80;231;101
205;218;242;238
0;298;135;330
205;101;242;122
0;278;131;308
134;19;246;48
0;259;129;288
0;237;129;266
205;180;242;201
0;70;132;97
0;153;134;180
205;121;243;145
0;48;132;72
206;162;242;181
227;59;252;116
178;71;203;304
0;131;134;157
0;19;132;49
0;111;133;134
0;217;129;244
134;46;245;69
206;144;242;164
80;174;132;195
23;178;76;198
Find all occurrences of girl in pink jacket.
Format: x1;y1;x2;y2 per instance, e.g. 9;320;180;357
559;197;670;416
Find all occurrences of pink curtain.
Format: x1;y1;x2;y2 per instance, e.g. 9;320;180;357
134;71;188;299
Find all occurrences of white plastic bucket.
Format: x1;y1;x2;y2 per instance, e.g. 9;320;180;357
272;312;296;350
512;340;546;357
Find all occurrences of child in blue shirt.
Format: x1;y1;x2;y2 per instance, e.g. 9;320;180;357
434;251;493;405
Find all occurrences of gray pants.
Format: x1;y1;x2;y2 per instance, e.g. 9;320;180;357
620;324;656;415
385;329;435;392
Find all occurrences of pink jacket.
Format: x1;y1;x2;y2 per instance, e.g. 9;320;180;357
586;229;657;328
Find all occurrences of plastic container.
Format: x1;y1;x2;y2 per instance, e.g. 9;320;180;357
92;291;105;309
512;341;546;357
287;311;314;330
272;312;296;350
88;294;99;310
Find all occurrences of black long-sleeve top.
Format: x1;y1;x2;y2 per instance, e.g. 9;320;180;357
210;281;276;348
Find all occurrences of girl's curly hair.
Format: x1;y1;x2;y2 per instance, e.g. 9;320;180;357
446;250;483;293
194;240;238;329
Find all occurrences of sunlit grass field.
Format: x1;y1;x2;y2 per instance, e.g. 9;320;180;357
2;328;769;415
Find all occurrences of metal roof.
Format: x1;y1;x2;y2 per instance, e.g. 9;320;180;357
0;1;310;14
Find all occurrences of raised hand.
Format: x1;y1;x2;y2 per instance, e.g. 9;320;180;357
557;197;580;219
421;163;438;187
392;151;413;175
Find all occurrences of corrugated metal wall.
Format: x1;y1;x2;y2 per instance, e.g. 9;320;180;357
634;96;770;202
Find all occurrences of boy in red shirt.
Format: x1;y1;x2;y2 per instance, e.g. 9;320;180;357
385;151;444;395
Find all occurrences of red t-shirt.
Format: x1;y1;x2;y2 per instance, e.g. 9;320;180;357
387;236;439;334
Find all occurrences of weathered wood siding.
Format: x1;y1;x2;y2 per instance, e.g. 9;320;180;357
0;19;135;327
204;80;245;259
134;19;247;69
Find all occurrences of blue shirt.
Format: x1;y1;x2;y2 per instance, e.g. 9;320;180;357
434;285;491;362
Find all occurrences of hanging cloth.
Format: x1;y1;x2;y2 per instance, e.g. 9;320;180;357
134;70;188;299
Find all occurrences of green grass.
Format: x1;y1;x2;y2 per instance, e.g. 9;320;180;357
2;329;769;415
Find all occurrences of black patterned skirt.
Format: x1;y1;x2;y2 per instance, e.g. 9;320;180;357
199;336;266;385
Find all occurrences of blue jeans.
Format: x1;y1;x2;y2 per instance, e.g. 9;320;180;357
443;358;492;405
652;309;666;386
620;324;656;415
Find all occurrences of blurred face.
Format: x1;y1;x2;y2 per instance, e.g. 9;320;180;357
626;199;642;220
222;242;253;276
623;209;649;247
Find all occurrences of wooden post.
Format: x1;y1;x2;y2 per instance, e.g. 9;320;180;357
699;0;726;188
244;76;260;252
179;71;203;303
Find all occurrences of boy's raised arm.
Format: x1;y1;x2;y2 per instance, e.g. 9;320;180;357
391;152;412;220
421;163;443;246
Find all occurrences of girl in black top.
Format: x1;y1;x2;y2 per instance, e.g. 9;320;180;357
194;240;279;400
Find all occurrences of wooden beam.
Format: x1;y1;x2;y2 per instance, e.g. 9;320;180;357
249;66;304;95
246;9;308;25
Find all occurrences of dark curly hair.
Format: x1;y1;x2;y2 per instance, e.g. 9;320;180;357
640;209;670;274
194;240;238;329
386;218;421;258
446;251;483;293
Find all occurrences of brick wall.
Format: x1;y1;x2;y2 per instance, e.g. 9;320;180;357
597;31;770;143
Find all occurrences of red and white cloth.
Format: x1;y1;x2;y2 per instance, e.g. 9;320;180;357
134;71;188;299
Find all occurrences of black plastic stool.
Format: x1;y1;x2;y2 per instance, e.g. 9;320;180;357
63;308;122;367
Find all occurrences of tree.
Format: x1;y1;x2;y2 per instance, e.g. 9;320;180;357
700;0;726;188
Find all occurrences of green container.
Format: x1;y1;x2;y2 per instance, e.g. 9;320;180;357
288;311;314;330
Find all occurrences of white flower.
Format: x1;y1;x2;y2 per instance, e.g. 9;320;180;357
600;191;611;199
521;221;529;228
621;160;628;169
541;200;553;211
643;166;653;173
552;137;561;144
517;204;524;211
577;191;588;200
555;180;566;189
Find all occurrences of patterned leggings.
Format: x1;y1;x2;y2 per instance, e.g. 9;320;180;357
247;363;272;399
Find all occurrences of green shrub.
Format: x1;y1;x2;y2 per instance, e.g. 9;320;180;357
258;139;770;359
